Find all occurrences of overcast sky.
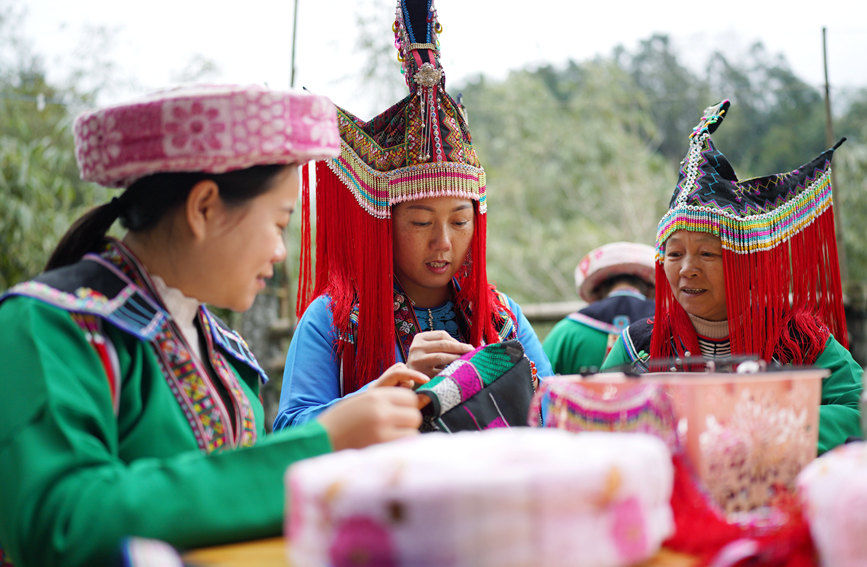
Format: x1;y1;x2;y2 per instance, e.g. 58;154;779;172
20;0;867;117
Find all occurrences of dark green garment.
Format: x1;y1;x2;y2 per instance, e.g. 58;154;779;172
543;318;611;375
0;296;332;567
602;334;863;454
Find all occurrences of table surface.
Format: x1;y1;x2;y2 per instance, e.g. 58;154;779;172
182;537;699;567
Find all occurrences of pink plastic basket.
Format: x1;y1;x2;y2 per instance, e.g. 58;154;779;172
533;369;825;515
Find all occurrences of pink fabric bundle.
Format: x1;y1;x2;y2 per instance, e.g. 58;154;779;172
73;84;340;187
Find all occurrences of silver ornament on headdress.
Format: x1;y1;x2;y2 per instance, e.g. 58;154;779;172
413;63;443;88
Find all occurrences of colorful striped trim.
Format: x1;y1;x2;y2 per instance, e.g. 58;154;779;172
657;168;832;256
199;313;258;449
621;327;646;364
6;278;165;341
567;311;619;335
326;139;486;219
541;381;679;449
71;313;122;415
102;243;258;453
204;310;268;385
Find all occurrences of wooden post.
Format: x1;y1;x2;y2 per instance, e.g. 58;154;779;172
290;0;299;88
279;0;302;323
823;26;848;283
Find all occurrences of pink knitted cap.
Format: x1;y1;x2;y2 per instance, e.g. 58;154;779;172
73;84;340;188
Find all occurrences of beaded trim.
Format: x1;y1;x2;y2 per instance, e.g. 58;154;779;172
659;99;835;257
567;311;620;335
408;42;438;52
6;278;165;341
327;140;487;219
657;168;832;257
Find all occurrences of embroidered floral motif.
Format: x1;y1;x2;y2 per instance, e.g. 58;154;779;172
307;96;341;148
74;112;122;177
163;99;230;155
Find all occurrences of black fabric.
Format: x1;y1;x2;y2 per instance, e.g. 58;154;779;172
579;294;655;328
672;100;844;217
403;0;433;47
625;317;655;355
419;340;536;433
32;256;126;298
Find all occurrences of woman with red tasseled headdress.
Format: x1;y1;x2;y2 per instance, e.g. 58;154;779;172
602;100;862;455
273;0;552;431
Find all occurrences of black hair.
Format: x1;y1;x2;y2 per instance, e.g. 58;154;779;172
45;164;289;270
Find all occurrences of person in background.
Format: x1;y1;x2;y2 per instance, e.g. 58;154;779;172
601;100;862;454
0;85;426;567
543;241;655;374
273;0;552;431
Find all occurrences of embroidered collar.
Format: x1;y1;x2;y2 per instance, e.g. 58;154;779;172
393;280;469;361
152;274;204;361
88;241;260;452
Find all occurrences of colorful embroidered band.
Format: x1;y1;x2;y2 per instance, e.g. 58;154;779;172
655;99;841;258
329;139;486;218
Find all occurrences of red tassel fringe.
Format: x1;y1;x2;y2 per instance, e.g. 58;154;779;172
666;454;818;566
302;162;395;394
454;206;500;346
296;162;503;394
652;208;846;363
297;163;313;317
651;262;701;359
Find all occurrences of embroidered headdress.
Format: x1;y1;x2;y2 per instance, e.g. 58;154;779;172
73;84;340;187
575;241;656;303
652;99;847;362
298;0;502;393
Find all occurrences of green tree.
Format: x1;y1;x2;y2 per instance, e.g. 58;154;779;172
460;60;671;304
835;87;867;292
705;42;826;178
0;3;110;290
614;34;710;163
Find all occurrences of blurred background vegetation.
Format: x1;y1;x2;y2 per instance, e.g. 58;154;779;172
3;1;867;360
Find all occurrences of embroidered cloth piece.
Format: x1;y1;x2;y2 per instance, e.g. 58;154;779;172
74;84;340;187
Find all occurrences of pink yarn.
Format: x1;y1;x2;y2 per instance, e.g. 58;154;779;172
73;84;340;188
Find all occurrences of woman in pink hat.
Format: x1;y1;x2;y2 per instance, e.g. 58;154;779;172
0;85;426;567
543;241;656;374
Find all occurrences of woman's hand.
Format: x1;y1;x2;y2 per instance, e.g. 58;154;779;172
317;388;422;451
368;362;430;389
406;330;474;378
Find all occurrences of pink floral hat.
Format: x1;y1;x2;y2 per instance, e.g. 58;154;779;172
73;84;340;188
574;241;656;303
